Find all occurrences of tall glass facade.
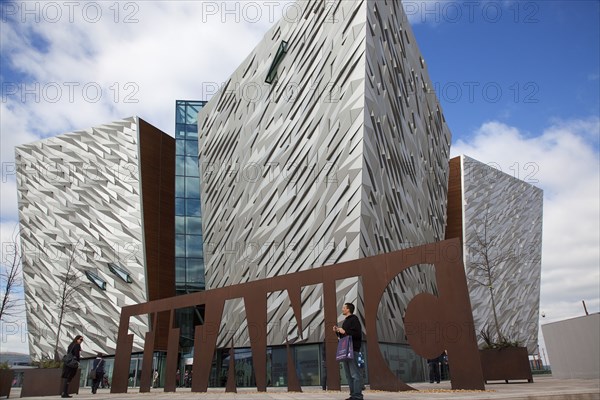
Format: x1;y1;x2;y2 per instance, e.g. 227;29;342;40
175;100;207;352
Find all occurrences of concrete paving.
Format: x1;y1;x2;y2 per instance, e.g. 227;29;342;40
7;375;599;400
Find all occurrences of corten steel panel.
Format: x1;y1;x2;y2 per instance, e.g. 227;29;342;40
225;344;237;393
111;239;484;393
138;118;176;351
20;369;81;397
479;347;533;383
445;157;463;242
139;314;157;393
111;311;135;394
164;311;180;392
286;341;302;392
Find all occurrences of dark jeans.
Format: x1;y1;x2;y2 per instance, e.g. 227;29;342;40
429;362;440;383
343;352;363;400
92;373;104;393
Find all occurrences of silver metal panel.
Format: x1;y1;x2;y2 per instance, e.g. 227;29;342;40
15;117;149;359
198;0;451;347
461;155;543;353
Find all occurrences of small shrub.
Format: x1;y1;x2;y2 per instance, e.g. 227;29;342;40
32;357;62;369
479;326;522;349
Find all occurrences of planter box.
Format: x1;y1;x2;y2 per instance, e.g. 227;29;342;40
0;369;14;398
480;347;533;383
20;368;81;398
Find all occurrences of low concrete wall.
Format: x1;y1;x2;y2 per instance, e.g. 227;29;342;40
542;313;600;379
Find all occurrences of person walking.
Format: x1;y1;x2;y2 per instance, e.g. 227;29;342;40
90;353;105;394
428;352;444;383
152;369;159;388
333;302;363;400
61;335;83;398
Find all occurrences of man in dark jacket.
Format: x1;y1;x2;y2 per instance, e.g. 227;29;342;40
90;353;105;394
333;302;363;400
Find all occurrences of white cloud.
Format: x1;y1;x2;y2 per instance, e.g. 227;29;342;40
1;1;294;140
0;0;292;356
451;118;600;325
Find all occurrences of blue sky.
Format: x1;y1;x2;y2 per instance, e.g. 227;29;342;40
1;1;599;357
411;0;600;141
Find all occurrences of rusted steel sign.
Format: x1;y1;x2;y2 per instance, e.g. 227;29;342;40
111;239;485;393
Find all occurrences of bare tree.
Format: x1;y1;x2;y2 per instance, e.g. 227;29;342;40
467;211;516;342
0;225;24;322
53;240;83;360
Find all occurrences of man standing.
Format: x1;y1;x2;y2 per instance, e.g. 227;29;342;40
333;302;363;400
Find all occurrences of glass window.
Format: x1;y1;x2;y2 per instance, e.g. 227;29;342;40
186;258;204;283
176;198;186;216
176;258;186;282
186;126;198;138
185;156;199;177
176;156;185;175
176;176;186;197
176;103;187;124
176;235;186;258
295;344;320;386
185;140;198;156
176;139;185;155
270;348;287;387
108;263;133;283
175;216;186;234
186;217;202;235
186;235;203;258
85;271;106;290
186;199;201;217
185;177;200;198
186;106;200;124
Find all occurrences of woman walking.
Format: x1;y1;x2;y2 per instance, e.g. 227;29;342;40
61;335;83;398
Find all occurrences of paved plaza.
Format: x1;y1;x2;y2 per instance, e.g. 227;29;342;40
7;375;599;400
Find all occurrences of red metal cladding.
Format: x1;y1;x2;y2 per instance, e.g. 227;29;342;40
111;239;485;393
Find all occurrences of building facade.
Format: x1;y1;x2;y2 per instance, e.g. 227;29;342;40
174;100;207;365
175;100;207;295
197;0;451;357
15;117;175;360
13;1;545;389
446;155;543;353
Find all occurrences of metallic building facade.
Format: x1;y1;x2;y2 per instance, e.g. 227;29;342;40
15;117;175;359
197;0;451;347
446;155;543;353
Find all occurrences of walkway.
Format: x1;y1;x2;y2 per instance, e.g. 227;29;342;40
8;375;599;400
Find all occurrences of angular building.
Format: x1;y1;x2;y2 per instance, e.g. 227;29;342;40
446;155;543;353
15;117;175;360
197;0;451;365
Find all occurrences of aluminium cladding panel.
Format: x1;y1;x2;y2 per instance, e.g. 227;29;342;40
362;1;452;343
15;117;150;359
461;155;543;353
198;0;368;348
198;0;452;348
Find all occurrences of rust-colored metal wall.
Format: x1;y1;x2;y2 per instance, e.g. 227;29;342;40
138;118;175;350
445;156;463;242
111;239;485;393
